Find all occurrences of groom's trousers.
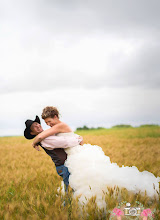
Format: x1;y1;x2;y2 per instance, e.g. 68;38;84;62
56;165;70;192
40;145;70;192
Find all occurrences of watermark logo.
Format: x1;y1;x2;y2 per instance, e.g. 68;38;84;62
109;201;156;220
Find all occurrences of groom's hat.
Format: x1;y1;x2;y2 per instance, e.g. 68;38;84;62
24;115;41;140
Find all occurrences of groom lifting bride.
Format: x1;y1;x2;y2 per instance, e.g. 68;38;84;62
24;107;83;192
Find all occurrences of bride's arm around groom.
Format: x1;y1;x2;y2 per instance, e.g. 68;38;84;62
32;122;71;148
32;106;84;148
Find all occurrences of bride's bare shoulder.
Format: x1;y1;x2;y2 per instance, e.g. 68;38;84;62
59;122;73;132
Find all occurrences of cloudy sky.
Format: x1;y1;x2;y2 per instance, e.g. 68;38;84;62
1;0;160;136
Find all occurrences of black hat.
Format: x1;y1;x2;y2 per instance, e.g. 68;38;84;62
24;115;41;140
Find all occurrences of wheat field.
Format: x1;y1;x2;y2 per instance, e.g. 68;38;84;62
0;127;160;219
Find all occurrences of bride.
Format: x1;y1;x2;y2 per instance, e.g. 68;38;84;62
33;106;160;208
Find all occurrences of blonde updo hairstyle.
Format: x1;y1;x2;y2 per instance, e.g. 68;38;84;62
41;106;60;119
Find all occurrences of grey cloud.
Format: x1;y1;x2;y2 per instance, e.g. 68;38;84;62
1;40;160;93
2;0;160;36
32;0;160;34
118;43;160;89
0;0;160;94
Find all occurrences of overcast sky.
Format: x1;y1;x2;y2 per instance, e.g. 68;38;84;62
1;0;160;136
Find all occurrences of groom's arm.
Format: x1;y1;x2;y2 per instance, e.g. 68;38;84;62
40;135;83;150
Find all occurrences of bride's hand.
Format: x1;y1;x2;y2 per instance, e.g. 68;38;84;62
32;143;40;151
35;145;40;151
78;136;84;145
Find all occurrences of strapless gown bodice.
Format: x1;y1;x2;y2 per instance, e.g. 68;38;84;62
56;132;82;155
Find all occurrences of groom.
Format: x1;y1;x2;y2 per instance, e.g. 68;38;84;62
24;115;83;192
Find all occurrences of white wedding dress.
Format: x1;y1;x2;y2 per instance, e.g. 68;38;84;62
56;132;160;208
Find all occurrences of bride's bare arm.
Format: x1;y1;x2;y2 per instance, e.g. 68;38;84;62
32;122;70;147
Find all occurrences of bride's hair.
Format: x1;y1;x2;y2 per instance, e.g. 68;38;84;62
41;106;60;119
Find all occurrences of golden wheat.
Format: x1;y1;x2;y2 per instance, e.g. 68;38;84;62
0;127;160;219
